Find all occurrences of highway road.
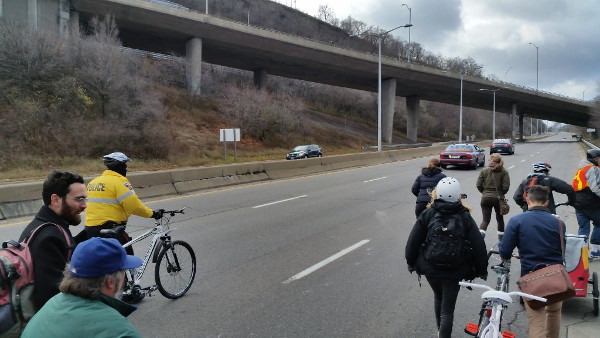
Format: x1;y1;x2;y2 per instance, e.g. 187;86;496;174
1;132;595;337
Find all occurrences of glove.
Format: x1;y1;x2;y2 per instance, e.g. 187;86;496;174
152;209;165;219
407;265;415;274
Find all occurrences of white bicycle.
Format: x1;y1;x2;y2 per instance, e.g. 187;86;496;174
100;208;196;301
459;280;546;338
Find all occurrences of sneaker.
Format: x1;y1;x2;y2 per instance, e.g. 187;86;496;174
589;250;600;260
479;230;486;239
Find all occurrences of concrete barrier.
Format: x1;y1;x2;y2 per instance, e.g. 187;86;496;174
0;144;461;220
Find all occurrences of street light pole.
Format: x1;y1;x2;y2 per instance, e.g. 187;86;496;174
457;66;482;143
504;66;512;82
377;24;412;152
529;42;538;91
480;88;500;140
401;4;412;62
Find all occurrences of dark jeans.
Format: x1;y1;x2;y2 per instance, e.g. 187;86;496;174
415;202;428;218
479;197;505;233
85;221;134;255
576;208;600;245
426;277;461;338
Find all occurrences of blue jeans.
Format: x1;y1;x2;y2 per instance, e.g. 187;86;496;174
426;277;461;338
575;208;600;245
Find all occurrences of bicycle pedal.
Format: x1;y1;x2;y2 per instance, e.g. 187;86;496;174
501;331;515;338
464;323;478;336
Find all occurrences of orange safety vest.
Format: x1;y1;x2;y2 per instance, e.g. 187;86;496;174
572;164;594;191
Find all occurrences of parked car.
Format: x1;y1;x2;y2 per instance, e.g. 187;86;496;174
489;138;515;155
286;144;322;160
439;143;485;169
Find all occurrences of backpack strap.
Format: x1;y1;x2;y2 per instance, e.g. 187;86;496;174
25;223;74;261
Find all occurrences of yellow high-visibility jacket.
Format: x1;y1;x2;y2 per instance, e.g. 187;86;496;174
85;170;153;226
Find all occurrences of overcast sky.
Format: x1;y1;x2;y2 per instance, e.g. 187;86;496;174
283;0;600;101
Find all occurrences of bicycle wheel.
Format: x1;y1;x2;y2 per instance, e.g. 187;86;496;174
155;240;196;299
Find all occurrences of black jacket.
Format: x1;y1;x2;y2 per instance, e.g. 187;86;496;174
513;174;575;214
411;168;446;204
18;205;78;311
405;200;488;280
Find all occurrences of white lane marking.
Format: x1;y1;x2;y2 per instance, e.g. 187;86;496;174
252;195;307;209
521;160;526;162
507;165;515;170
282;239;370;284
364;177;387;183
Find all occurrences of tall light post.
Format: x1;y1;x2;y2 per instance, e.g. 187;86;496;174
528;42;538;91
401;4;412;62
377;24;412;151
457;66;483;143
480;88;500;139
504;66;512;82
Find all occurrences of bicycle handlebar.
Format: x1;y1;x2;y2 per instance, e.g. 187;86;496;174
459;281;547;302
163;208;185;216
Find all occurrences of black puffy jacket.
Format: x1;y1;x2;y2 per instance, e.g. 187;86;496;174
18;206;77;311
411;167;446;204
405;200;488;280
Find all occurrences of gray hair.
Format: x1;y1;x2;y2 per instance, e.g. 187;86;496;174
59;265;122;300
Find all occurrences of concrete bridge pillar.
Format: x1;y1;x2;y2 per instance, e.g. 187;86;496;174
382;78;397;143
406;95;420;142
253;68;267;90
511;103;517;143
28;0;37;29
58;0;69;36
518;113;524;141
186;37;202;96
69;10;79;35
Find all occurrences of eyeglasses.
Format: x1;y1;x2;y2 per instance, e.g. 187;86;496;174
65;196;88;203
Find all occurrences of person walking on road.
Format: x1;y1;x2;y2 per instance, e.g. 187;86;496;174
18;170;87;311
22;238;144;338
476;153;510;241
572;149;600;257
406;177;488;338
513;162;575;214
499;185;565;338
411;157;446;217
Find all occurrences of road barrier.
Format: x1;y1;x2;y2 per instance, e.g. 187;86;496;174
0;144;455;220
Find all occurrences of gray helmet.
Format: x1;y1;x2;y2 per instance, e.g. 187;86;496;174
103;152;130;166
436;177;461;202
587;149;600;166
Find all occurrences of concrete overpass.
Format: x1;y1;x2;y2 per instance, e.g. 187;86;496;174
2;0;594;142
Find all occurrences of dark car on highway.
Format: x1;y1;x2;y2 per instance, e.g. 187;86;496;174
439;143;485;169
489;138;515;155
286;144;322;160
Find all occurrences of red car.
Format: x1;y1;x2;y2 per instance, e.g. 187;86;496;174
439;143;485;169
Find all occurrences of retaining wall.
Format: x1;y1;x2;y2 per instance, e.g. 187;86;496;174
0;144;450;220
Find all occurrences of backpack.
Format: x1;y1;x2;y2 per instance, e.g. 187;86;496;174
522;176;547;200
0;223;72;338
422;211;470;269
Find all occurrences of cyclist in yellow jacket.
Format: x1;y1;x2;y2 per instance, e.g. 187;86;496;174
84;152;163;253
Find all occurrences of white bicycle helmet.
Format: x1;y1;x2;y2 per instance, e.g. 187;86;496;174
436;177;461;202
103;152;131;165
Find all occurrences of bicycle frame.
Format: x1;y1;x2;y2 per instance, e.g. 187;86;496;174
460;281;546;338
124;222;176;283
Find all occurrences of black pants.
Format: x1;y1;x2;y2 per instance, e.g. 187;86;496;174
426;277;461;338
415;202;428;218
85;221;133;255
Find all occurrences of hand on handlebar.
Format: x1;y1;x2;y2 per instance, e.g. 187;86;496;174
152;209;165;219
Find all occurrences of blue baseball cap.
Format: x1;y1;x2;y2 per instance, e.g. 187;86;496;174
70;238;142;278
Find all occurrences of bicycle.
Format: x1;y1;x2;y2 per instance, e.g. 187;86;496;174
459;280;546;338
100;208;196;301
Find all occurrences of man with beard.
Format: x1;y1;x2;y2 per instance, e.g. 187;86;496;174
19;170;88;311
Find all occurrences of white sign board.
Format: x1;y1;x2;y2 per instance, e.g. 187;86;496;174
220;128;240;141
587;128;596;133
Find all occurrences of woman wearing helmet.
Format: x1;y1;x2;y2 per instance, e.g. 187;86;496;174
512;162;575;214
405;177;488;338
476;153;510;241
